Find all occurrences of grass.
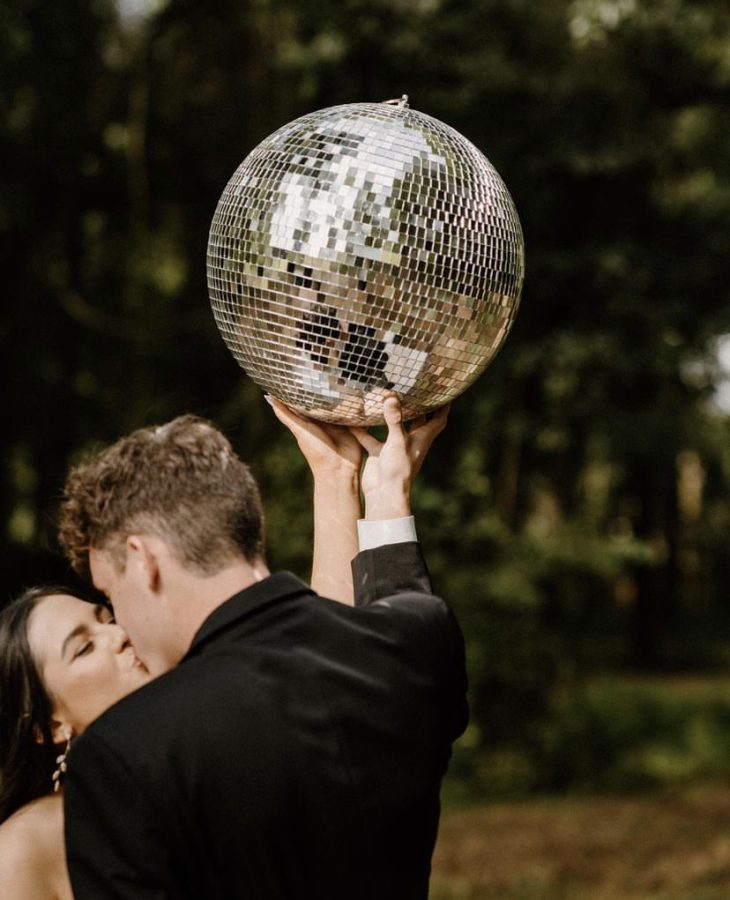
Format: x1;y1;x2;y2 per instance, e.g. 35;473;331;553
431;782;730;899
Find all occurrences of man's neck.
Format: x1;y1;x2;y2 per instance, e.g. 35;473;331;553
155;556;271;674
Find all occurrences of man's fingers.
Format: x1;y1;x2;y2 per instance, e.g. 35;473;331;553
425;402;450;435
406;404;450;476
408;414;428;430
408;403;450;442
382;395;407;446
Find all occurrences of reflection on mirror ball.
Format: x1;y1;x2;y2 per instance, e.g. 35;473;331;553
207;97;524;425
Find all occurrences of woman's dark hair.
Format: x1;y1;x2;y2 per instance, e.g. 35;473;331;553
0;585;74;823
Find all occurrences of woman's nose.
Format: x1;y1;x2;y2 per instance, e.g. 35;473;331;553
107;623;131;653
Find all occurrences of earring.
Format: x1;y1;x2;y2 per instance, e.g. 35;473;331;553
52;731;72;793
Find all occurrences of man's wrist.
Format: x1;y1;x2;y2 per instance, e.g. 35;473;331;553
362;486;410;521
357;515;417;551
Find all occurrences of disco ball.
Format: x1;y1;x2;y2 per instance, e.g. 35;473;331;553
207;96;524;425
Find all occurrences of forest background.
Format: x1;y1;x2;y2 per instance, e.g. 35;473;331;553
3;0;730;895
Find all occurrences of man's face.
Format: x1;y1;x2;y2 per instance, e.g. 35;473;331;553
89;546;169;677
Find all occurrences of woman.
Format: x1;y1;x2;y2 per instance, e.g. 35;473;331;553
0;397;447;899
0;586;152;898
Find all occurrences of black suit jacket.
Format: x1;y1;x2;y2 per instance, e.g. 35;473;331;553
64;543;467;899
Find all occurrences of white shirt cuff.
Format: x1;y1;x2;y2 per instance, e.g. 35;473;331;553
357;516;418;551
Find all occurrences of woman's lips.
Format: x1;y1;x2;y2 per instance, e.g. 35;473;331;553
123;645;148;672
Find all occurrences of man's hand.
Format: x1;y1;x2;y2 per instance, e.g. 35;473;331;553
352;396;449;520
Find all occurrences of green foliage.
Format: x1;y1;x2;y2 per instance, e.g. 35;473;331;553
544;676;730;791
445;675;730;801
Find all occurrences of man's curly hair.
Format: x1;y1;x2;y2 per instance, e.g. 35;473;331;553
59;415;265;579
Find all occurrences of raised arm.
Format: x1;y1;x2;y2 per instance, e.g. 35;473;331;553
268;398;362;605
349;397;450;605
353;396;449;521
269;395;449;605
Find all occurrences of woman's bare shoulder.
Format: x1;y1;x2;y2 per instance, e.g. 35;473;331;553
0;794;67;898
0;792;64;841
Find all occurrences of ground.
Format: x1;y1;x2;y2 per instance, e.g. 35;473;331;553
431;782;730;899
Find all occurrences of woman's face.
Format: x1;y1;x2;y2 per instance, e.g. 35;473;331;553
27;594;151;737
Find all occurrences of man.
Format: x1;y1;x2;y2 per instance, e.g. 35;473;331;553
58;396;467;899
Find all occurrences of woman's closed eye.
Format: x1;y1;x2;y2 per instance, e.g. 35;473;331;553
72;617;122;659
62;606;118;662
73;639;93;659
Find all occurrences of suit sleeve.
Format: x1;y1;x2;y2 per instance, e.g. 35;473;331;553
65;731;171;900
351;541;468;741
351;541;432;607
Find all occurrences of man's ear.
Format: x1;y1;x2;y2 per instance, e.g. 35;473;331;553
126;535;161;593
